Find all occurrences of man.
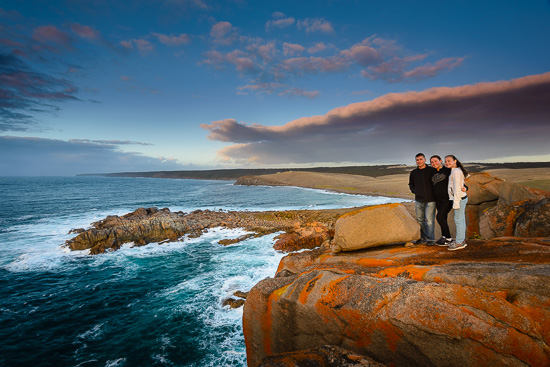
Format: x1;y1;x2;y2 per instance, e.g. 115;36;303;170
408;153;436;245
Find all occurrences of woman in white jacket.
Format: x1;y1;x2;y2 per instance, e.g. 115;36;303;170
444;155;469;250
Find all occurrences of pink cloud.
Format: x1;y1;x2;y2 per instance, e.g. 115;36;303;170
281;56;348;74
308;42;328;54
152;32;191;46
402;57;466;81
265;13;296;31
201;72;550;164
70;23;100;40
297;18;334;34
283;42;305;56
363;55;463;83
210;21;237;44
32;25;71;48
120;40;133;49
277;87;319;99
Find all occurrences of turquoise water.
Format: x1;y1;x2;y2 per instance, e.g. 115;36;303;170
0;177;402;366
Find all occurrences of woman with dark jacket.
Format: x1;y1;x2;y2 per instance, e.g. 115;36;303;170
430;155;453;246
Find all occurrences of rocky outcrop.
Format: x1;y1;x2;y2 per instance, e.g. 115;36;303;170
332;204;419;252
479;198;550;238
243;238;550;367
257;345;386;367
65;206;357;255
464;173;550;238
273;222;332;253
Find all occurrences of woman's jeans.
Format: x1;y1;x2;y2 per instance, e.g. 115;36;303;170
453;196;468;243
415;201;436;241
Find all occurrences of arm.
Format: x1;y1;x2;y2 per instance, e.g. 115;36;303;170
408;171;415;194
452;171;463;209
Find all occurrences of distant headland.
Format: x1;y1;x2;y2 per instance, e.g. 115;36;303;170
77;162;550;181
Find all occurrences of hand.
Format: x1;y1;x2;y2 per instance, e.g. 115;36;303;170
461;186;467;192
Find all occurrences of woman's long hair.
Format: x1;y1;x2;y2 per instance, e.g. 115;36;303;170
446;155;468;176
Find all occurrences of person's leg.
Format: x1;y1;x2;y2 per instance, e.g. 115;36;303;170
449;197;468;250
454;197;468;243
436;200;453;239
425;201;436;242
415;201;427;240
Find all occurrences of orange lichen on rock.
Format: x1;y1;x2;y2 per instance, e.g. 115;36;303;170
356;257;395;268
373;265;432;281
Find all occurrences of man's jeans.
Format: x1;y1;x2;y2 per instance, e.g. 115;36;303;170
415;201;436;241
453;196;468;243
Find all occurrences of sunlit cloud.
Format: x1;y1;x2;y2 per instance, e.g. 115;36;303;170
202;72;550;164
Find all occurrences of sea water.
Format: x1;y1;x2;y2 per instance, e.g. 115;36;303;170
0;176;403;367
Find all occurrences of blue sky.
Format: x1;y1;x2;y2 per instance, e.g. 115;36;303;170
1;0;549;175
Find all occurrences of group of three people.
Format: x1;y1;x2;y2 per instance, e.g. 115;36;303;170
409;153;469;251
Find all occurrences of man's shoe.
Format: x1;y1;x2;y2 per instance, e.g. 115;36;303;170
426;240;436;246
415;239;427;245
435;237;446;245
448;241;467;251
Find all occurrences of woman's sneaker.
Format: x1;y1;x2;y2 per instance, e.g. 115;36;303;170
435;237;447;246
448;241;467;251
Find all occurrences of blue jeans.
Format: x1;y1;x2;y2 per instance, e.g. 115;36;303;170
453;196;468;243
415;201;436;241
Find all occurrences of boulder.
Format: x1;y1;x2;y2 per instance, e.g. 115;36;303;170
244;238;550;367
464;173;502;205
480;198;550;238
332;204;419;252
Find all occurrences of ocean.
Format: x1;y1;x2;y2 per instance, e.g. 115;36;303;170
0;176;402;367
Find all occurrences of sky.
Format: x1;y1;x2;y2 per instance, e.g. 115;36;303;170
1;0;549;176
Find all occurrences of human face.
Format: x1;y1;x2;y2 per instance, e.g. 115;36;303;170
445;156;456;168
430;157;442;169
415;155;426;168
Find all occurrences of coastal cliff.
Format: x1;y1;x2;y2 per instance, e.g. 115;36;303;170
243;237;550;366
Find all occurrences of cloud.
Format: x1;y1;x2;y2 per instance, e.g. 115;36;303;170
265;12;296;31
201;72;550;164
152;32;191;46
0;136;191;176
308;42;328;54
0;52;80;131
210;21;238;45
32;25;71;49
70;23;100;40
363;55;465;83
68;139;154;146
201;32;464;97
282;42;304;56
297;18;334;34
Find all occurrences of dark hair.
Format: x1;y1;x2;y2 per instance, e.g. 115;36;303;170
430;155;442;161
415;153;425;158
445;155;468;176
